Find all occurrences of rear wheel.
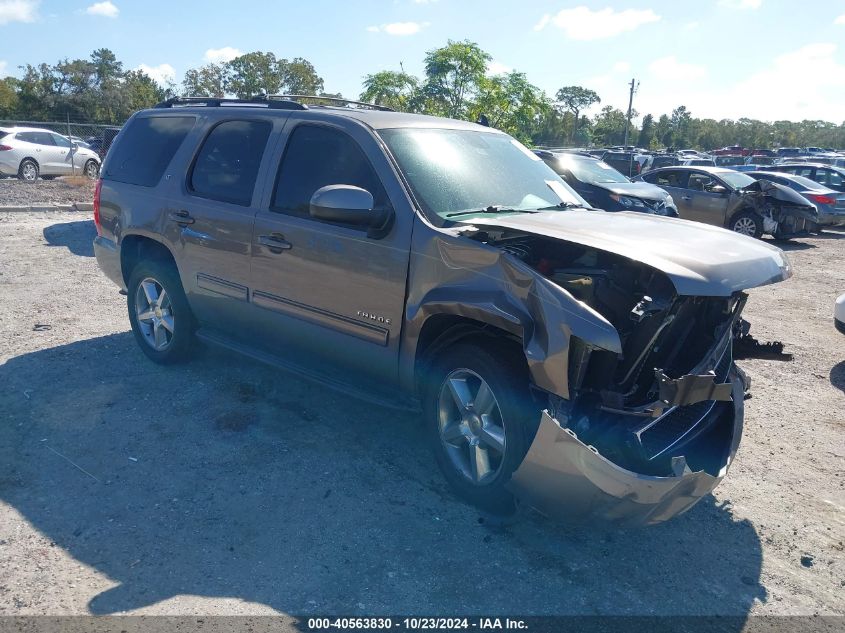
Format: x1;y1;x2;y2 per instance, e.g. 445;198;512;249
127;260;196;364
84;159;99;179
423;341;539;514
729;210;763;238
18;159;38;182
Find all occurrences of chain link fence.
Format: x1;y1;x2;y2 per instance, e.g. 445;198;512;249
0;120;123;159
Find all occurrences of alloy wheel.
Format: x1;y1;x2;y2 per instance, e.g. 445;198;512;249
134;277;175;351
85;161;98;179
733;217;758;236
437;369;507;485
22;163;37;181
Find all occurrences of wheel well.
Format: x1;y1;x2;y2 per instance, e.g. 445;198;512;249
727;206;759;226
19;157;38;168
120;235;177;286
414;314;524;395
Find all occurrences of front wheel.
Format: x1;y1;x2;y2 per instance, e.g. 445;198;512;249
729;210;763;238
423;341;539;514
127;260;196;364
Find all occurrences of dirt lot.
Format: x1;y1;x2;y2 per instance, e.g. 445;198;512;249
0;177;95;207
0;210;843;618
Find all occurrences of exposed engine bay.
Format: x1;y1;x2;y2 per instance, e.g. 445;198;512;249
477;228;745;477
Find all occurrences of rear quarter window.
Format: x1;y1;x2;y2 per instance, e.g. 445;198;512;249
104;116;195;187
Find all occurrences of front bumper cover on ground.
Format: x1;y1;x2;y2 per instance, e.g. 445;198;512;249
507;372;744;525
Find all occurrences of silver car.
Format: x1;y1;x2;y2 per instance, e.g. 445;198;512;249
0;126;101;181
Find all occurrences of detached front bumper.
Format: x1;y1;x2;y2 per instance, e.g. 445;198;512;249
507;371;744;525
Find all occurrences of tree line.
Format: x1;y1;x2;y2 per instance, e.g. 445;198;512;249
1;43;843;150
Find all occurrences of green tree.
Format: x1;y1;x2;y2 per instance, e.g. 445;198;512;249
182;63;227;97
637;113;655;148
670;105;693;148
360;70;418;111
225;52;284;98
418;40;490;118
281;57;324;95
90;48;123;90
471;71;550;143
0;77;19;117
591;106;628;146
555;86;600;143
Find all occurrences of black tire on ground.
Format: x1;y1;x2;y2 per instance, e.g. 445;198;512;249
728;210;764;239
18;159;39;182
423;340;539;514
126;259;196;364
84;159;99;180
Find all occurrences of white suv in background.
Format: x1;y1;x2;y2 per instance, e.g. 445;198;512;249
0;126;101;181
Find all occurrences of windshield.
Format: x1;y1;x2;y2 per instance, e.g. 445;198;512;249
554;156;629;184
719;171;756;189
379;128;587;222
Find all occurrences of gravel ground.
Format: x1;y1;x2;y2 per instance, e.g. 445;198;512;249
0;177;95;207
0;210;843;618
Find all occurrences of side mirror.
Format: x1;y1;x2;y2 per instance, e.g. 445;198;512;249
71;142;79;150
309;185;394;239
708;185;728;195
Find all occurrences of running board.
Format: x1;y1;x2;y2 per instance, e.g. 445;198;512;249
195;328;420;413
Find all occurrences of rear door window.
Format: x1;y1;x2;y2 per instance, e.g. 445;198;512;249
189;120;272;206
646;169;687;188
104;116;195;187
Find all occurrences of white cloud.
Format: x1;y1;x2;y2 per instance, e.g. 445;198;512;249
487;60;512;76
649;56;707;80
204;46;241;63
634;43;845;123
718;0;762;8
367;21;429;35
613;61;631;73
85;1;118;18
534;6;660;40
0;0;38;25
835;13;845;25
135;63;175;86
533;14;551;31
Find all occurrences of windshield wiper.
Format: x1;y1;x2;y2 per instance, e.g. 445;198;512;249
535;201;589;211
446;205;538;218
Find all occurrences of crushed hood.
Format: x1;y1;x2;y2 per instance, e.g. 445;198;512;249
466;210;792;297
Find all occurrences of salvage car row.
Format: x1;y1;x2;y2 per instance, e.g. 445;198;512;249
535;149;844;239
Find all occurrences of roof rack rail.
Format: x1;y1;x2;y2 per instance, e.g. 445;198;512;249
267;94;395;112
153;96;307;110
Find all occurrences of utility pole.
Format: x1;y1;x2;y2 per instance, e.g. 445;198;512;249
623;78;639;148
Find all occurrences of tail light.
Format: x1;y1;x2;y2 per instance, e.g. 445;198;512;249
0;145;12;151
93;178;103;235
807;193;836;205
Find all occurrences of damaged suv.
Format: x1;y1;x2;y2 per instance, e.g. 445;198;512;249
93;97;791;524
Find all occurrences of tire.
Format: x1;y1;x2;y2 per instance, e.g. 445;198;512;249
423;340;539;514
18;159;38;182
729;210;763;239
127;259;196;364
83;159;99;180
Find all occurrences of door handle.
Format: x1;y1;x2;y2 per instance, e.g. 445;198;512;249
258;234;292;252
681;196;692;201
168;210;195;225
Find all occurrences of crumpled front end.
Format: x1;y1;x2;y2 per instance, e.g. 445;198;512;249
508;369;744;525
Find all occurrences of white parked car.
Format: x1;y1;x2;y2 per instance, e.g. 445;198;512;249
0;126;101;181
836;293;845;334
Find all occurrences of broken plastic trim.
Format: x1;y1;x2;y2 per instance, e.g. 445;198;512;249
507;371;744;525
655;369;733;407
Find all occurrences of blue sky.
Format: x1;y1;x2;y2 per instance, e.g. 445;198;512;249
2;0;845;122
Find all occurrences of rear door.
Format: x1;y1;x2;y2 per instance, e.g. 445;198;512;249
20;132;64;175
249;119;414;384
643;169;690;215
169;117;280;335
814;168;845;193
48;133;75;175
